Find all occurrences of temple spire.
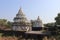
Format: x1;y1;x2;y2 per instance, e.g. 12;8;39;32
14;7;28;22
37;16;41;21
12;7;31;31
17;7;25;15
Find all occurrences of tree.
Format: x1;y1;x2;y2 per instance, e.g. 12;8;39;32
44;23;55;27
7;21;12;28
0;19;12;29
0;19;7;26
55;13;60;25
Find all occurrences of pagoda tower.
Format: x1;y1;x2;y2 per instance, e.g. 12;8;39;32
31;16;44;31
12;8;31;31
36;16;44;27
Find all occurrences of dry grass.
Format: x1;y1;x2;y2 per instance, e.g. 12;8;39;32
0;36;18;40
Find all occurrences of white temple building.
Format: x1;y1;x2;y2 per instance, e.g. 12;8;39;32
12;8;31;31
31;16;44;31
31;16;44;27
12;7;44;31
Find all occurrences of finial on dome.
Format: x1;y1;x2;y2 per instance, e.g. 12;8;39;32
18;7;24;14
37;16;40;20
19;7;22;11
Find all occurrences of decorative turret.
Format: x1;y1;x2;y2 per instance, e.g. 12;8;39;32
37;16;42;22
31;16;44;27
12;8;31;31
14;8;28;23
36;16;44;27
37;16;40;21
31;16;44;31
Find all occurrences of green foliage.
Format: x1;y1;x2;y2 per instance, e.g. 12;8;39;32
44;23;55;27
55;13;60;25
7;21;12;28
0;19;7;26
0;19;12;28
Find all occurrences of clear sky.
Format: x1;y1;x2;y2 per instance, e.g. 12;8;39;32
0;0;60;23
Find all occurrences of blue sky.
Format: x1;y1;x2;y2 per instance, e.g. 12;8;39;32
0;0;60;23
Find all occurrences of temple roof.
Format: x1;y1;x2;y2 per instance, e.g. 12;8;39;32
17;8;25;15
25;31;51;35
16;7;25;17
14;7;30;23
37;16;41;21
